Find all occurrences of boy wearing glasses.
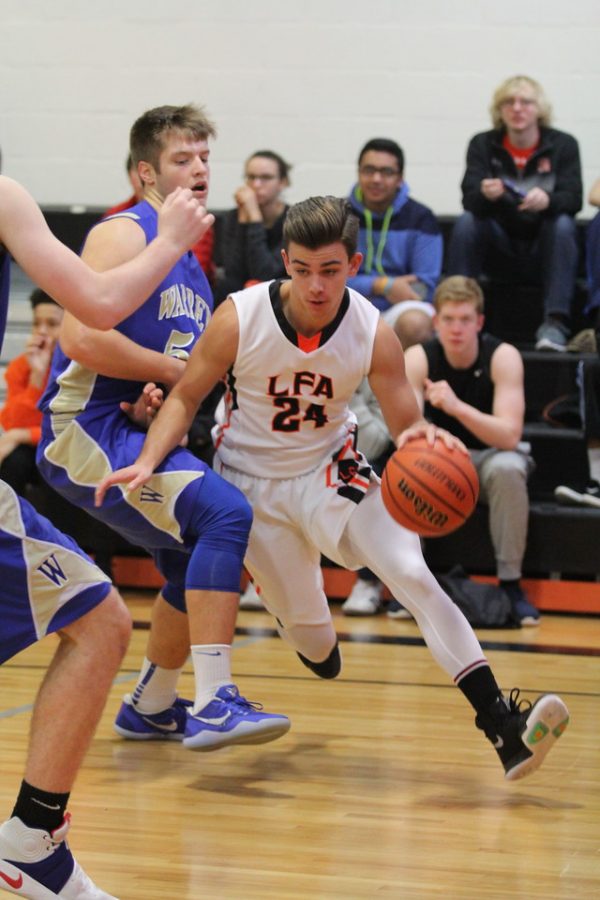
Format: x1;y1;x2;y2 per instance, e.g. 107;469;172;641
347;137;443;349
448;74;583;352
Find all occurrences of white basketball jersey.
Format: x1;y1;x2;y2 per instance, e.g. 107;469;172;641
214;280;380;478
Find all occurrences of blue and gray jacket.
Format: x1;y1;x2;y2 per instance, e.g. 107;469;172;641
347;181;443;312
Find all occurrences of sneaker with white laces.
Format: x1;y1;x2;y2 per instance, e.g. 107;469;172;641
476;689;569;781
114;694;191;741
341;579;383;616
0;814;117;898
183;684;290;752
535;321;568;352
386;599;413;620
239;581;264;611
555;479;600;509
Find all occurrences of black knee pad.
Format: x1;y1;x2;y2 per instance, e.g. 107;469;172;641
297;641;341;679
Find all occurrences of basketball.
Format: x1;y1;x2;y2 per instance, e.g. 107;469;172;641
381;438;479;537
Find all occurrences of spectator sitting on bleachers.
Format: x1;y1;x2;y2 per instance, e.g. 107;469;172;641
555;355;600;508
347;138;442;349
0;288;63;495
104;153;215;283
213;149;291;305
447;74;583;353
404;276;539;626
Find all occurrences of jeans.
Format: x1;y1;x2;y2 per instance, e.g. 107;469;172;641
448;212;579;320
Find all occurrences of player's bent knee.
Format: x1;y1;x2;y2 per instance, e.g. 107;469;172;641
63;586;131;663
97;587;132;657
297;642;341;679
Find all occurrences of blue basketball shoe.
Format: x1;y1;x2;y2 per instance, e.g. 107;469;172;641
0;814;117;898
183;684;290;751
114;694;192;741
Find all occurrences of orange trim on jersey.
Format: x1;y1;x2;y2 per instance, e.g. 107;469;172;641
213;387;233;450
297;332;322;353
325;437;359;488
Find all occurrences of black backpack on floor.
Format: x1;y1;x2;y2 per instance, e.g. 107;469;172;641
436;566;516;628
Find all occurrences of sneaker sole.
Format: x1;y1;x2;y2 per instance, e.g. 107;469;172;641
535;339;567;352
519;616;541;627
183;718;291;752
113;723;184;741
0;860;59;899
505;694;570;781
555;485;600;509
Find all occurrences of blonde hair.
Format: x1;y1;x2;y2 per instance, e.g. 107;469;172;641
489;75;552;129
433;276;484;314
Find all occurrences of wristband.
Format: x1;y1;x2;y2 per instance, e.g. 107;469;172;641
381;277;393;298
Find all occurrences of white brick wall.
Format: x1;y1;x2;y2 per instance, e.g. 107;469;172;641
1;0;599;216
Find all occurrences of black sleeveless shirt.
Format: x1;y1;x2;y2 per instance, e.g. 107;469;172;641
423;333;501;450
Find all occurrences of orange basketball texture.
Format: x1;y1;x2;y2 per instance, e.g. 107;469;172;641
381;439;479;536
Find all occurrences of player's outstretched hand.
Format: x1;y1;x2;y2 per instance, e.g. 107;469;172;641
120;382;164;430
397;422;468;454
158;186;215;253
95;463;154;507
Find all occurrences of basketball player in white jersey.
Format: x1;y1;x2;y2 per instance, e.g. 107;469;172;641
97;195;569;783
0;173;212;898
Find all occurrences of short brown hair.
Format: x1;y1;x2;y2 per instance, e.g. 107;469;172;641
283;196;359;259
130;104;216;171
490;75;552;129
433;276;484;314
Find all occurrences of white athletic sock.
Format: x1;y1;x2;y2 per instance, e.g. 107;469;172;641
190;644;232;714
131;657;182;714
588;447;600;483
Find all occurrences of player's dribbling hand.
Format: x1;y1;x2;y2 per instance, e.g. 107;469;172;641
158;186;215;252
94;463;154;507
396;421;468;454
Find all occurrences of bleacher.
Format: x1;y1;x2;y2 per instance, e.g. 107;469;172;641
2;207;598;612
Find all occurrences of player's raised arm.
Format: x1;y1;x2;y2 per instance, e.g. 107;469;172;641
95;299;239;505
0;176;213;330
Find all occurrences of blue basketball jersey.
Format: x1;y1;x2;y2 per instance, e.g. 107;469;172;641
39;200;213;417
37;201;223;603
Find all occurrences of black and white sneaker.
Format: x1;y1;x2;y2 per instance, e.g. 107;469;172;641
554;480;600;509
476;689;569;781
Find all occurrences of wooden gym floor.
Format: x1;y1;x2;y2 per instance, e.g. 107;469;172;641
0;592;598;899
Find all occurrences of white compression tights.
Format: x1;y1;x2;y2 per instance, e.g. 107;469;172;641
340;488;486;680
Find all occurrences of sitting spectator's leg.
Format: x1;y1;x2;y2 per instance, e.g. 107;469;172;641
473;446;539;626
535;214;578;351
447;212;487;277
448;214;517;283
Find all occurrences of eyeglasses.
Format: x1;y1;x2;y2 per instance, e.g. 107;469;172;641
501;96;536;108
359;165;401;179
245;173;277;183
